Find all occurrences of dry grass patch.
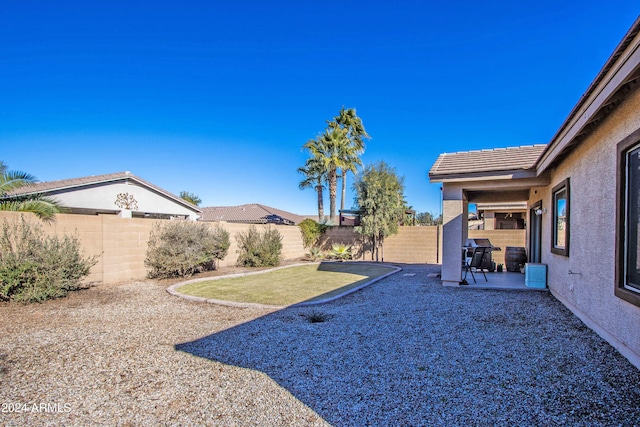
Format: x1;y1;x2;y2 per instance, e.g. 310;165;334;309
176;262;396;306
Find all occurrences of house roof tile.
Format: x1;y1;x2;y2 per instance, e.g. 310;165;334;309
429;144;546;179
201;204;305;225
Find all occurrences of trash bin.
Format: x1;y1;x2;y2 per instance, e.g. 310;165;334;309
525;263;547;288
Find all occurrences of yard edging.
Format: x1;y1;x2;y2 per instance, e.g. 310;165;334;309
166;262;402;309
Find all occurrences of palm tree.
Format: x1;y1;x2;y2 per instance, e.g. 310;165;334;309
297;155;326;222
0;161;64;222
300;108;369;224
303;126;349;224
330;107;369;211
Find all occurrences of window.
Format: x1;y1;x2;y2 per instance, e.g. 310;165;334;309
616;129;640;307
551;179;570;256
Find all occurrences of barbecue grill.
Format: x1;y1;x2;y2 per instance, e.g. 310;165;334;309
463;238;501;272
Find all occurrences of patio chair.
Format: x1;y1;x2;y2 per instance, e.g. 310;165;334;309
461;246;488;285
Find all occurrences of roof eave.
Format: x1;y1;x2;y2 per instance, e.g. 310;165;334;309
429;168;539;183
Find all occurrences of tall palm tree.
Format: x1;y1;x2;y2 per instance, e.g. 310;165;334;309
330;108;369;211
297;155;326;222
303;126;348;224
0;161;64;222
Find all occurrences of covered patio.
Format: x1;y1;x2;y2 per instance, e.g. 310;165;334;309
429;145;550;287
461;270;543;290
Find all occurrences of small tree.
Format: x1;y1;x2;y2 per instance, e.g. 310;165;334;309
353;161;407;262
416;211;443;226
179;191;202;206
298;218;327;249
145;221;230;278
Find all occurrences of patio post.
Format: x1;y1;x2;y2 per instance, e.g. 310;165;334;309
441;184;468;286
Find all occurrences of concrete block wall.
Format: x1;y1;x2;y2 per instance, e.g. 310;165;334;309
382;226;439;263
320;227;364;259
321;226;440;264
216;222;306;268
0;212;308;284
468;229;526;266
101;216;158;283
0;211;522;284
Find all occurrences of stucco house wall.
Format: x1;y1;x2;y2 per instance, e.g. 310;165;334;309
52;181;200;219
532;86;640;364
430;18;640;368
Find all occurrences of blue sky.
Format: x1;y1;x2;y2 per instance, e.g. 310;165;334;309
1;2;637;216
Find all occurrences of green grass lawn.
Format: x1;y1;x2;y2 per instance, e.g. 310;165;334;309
176;262;396;306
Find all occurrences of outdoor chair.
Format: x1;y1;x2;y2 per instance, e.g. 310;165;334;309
461;246;488;285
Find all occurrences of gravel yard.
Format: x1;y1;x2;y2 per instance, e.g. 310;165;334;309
1;264;639;426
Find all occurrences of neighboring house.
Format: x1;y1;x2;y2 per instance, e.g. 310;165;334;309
9;171;201;220
430;17;640;369
201;203;306;225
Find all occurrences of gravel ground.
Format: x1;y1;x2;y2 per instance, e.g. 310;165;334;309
1;263;639;426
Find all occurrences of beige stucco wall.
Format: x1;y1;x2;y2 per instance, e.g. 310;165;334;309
531;87;640;367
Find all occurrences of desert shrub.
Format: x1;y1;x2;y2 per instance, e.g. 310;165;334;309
298;218;327;249
302;310;332;323
236;225;283;267
145;221;230;279
305;246;325;261
329;243;352;261
0;217;98;303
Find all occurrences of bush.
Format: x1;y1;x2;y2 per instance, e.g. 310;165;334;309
304;246;325;261
298;218;327;249
329;243;352;261
236;225;283;267
0;217;98;303
145;221;230;279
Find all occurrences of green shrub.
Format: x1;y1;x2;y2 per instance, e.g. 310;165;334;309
236;225;283;267
305;246;325;261
145;221;230;279
0;217;98;303
329;243;352;261
298;218;327;249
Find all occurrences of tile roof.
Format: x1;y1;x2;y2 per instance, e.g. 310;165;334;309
8;171;201;212
429;144;546;179
201;204;306;225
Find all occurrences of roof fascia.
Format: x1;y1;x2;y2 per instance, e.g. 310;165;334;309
429;168;540;183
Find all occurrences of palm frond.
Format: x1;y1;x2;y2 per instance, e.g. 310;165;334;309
0;194;65;222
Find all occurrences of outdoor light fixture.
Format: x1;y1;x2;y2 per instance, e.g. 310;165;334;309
534;208;547;216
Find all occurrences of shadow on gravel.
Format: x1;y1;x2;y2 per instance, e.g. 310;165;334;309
176;264;640;426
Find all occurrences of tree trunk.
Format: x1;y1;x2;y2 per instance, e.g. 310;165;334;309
340;168;346;211
328;168;337;224
370;237;374;261
380;235;384;263
315;182;324;222
374;234;379;262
